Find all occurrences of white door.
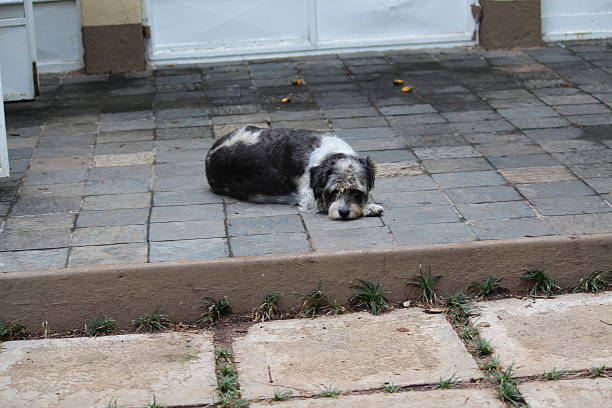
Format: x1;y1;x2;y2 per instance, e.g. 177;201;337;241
0;68;9;178
542;0;612;41
0;0;38;101
143;0;477;66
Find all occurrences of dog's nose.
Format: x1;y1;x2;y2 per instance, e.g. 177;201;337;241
339;208;350;219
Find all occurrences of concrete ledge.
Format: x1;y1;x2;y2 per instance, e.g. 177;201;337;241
1;233;611;332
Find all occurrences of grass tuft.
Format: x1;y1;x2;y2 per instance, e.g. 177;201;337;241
382;382;400;393
272;388;293;401
147;395;164;408
0;320;29;341
349;279;390;315
475;337;493;356
540;368;566;380
318;385;340;398
459;325;479;342
216;348;232;361
406;265;440;304
252;293;282;322
469;277;506;298
106;399;122;408
298;285;329;318
197;297;230;324
521;268;561;295
573;271;611;293
132;310;171;332
489;365;526;407
445;290;469;308
85;315;114;337
480;355;501;372
590;365;608;377
434;373;459;389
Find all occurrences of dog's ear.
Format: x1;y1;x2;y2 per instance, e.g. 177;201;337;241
309;164;328;200
361;156;376;189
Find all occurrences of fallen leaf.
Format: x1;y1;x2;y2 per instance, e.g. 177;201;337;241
401;85;413;93
281;97;291;103
396;327;410;333
476;322;491;328
393;79;404;85
560;81;573;87
424;308;448;314
292;78;304;86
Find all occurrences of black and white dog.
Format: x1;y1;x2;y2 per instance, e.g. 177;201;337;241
205;126;384;220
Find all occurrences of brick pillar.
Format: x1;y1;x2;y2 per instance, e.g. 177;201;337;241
80;0;145;74
479;0;542;49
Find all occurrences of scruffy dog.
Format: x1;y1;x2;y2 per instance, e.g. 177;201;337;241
205;126;384;220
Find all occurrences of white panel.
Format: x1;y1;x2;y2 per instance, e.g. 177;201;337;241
0;25;32;99
317;0;474;47
0;68;8;178
34;0;83;73
542;0;612;41
0;4;24;18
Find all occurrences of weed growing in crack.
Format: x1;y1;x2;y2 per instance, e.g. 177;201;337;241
147;395;165;408
105;399;122;408
197;297;230;324
252;293;282;322
445;290;469;308
591;365;608;377
132;310;171;332
382;382;400;393
85;315;114;337
480;355;501;372
215;360;247;407
349;279;390;315
469;277;506;298
0;320;29;340
298;284;329;318
318;385;340;398
475;337;493;356
326;300;345;316
573;271;611;293
459;324;479;342
521;268;560;295
434;373;458;389
407;265;440;304
216;348;232;361
489;365;526;407
540;368;566;380
272;388;293;401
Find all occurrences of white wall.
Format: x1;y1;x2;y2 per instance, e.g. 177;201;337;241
542;0;612;41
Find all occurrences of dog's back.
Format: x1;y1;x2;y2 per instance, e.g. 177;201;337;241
205;126;322;201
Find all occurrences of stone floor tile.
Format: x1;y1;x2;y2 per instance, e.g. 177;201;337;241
28;156;90;172
88;164;152;181
464;132;529;145
155;148;207;163
390;222;475;245
3;214;75;232
531;196;611;216
335;127;396;140
0;332;217;407
150;204;223;222
422;157;493;173
155;162;205;178
444;185;521;204
97;129;154;144
544;212;612;235
332;116;388;129
150;238;228;261
441;110;501;122
33;145;91;159
0;248;68;272
524;127;584;141
476;143;545;157
386;113;446;126
150;219;225;241
68;243;148;266
509;117;570;129
516;181;595;199
71;225;147;246
519;378;612;408
383;205;459;226
376;161;424;177
19;183;85;198
379;104;436;116
226;202;299;219
347;137;406;152
487;154;560;169
373;190;449;208
153;138;213;151
0;229;71;251
152;175;209;192
498;106;558;120
23;169;88;186
414;146;480;160
540;94;599;105
359;149;416;163
432;171;506;189
310;226;396;251
467;217;556;240
93;152;154;167
499;166;576;184
474;293;612;376
153;189;222;205
567;113;612;126
251;389;505;408
77;208;149;228
552;149;612;165
451;120;514;134
374;175;438;193
82;192;151;210
228;214;304;236
235;309;482;399
85;178;150;196
570;162;612;179
11;197;81;216
302;212;383;231
231;232;310;257
584;177;612;193
457;201;535;221
554;103;610;116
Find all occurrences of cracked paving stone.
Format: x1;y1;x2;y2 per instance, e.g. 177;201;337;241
519;378;612;408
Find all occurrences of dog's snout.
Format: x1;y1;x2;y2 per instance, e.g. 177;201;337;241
339;208;350;219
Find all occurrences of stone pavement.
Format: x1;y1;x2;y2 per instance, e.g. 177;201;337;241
1;40;612;271
1;292;610;407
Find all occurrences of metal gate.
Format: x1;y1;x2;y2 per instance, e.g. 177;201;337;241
0;0;38;101
143;0;477;65
542;0;612;41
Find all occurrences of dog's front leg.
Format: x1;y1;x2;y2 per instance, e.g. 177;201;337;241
364;203;384;217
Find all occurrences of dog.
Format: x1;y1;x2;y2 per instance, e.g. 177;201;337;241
205;126;384;220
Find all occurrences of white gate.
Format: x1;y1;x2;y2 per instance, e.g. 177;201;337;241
0;68;9;177
542;0;612;41
143;0;477;65
0;0;38;101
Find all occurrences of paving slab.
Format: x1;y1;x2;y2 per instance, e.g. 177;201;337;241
519;378;612;408
0;332;217;407
234;309;482;399
251;388;505;407
473;293;612;376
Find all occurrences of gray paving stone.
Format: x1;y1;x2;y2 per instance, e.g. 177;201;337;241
152;175;209;192
155;162;205;178
155;126;211;140
28;156;90;172
383;204;459;226
551;149;612;165
374;175;438;193
540;94;599;105
0;229;70;251
332;116;388;129
228;214;304;236
310;226;396;251
71;225;147;246
19;183;85;198
477;142;545;157
422;157;493;173
567;113;612;126
87;164;152;181
12;197;81;215
33;144;92;159
379;104;436;116
153;189;222;205
149;219;225;241
360;149;416;163
226;202;298;219
414;146;481;160
373;190;449;208
553;103;610;115
24;169;88;186
235;309;482;398
76;208;149;227
570;162;612;179
545;212;612;234
231;232;310;257
68;243;148;266
0;332;218;407
516;181;595;199
524;127;584;141
85;178;150;196
464;132;530;144
387;113;446;126
150;203;223;222
487;154;560;169
498;106;559;120
155;148;207;163
93;141;153;155
532;195;611;216
322;106;379;118
97;129;154;143
347;137;406;152
334;127;395;140
432;171;506;188
82;192;151;210
509;116;571;129
584;177;612;193
520;378;612;408
451;120;514;133
3;214;75;232
468;217;556;240
150;238;228;261
441;110;500;122
457;201;535;221
0;248;68;272
153;138;213;151
538;139;606;153
301;212;383;231
499;166;576;183
390;222;475;245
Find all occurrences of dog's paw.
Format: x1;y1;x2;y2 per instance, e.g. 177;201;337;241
364;203;384;217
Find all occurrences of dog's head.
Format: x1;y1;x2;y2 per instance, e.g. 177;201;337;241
310;153;376;220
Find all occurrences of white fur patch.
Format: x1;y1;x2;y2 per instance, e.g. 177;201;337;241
209;126;262;156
